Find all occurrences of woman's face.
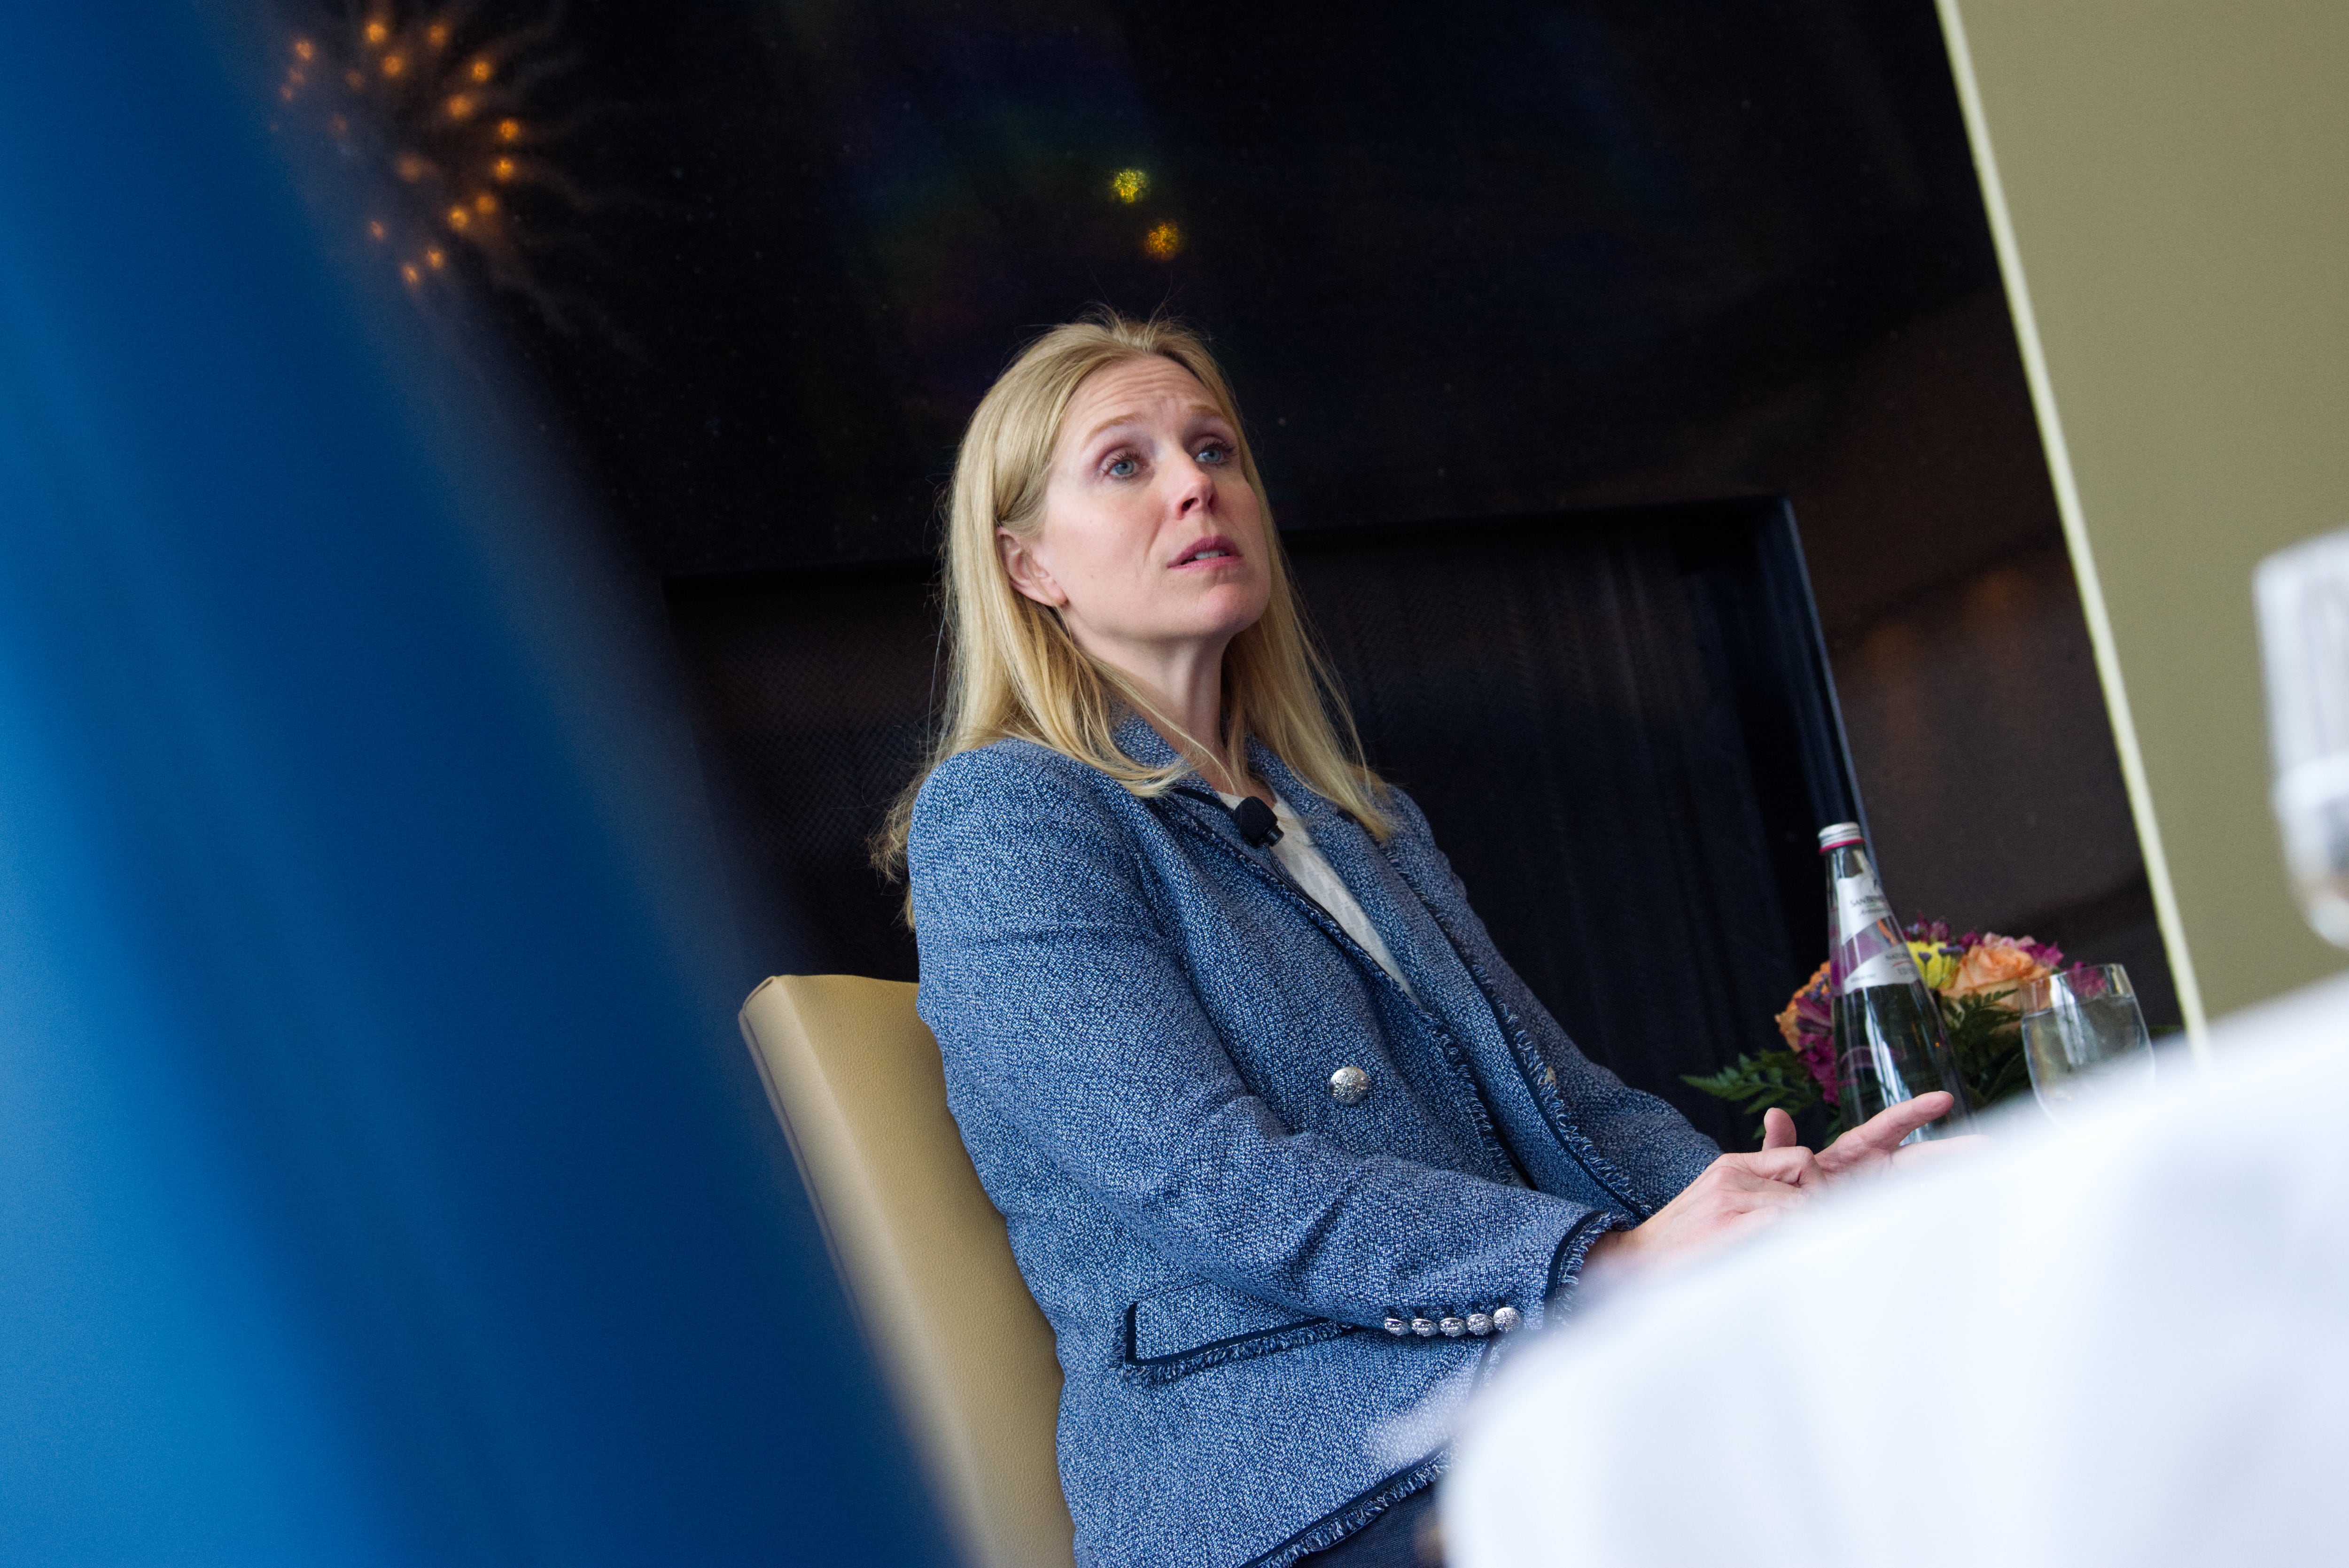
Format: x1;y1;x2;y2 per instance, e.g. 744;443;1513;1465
1002;356;1271;673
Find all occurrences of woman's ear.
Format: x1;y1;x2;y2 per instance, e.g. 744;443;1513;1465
998;528;1069;608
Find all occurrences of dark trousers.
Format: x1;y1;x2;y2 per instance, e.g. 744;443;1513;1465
1299;1484;1440;1568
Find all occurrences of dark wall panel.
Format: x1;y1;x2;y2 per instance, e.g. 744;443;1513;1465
671;568;942;985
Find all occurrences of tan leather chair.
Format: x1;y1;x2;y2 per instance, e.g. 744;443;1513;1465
740;975;1076;1568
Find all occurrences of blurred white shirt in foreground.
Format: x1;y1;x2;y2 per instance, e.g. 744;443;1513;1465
1447;973;2349;1568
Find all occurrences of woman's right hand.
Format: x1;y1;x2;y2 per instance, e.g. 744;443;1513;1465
1582;1142;1822;1280
1583;1094;1960;1281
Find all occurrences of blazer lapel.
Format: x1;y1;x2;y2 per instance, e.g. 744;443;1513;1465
1113;713;1290;876
1246;744;1462;1003
1112;716;1419;973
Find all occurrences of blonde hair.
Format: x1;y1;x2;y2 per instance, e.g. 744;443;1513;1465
876;310;1390;885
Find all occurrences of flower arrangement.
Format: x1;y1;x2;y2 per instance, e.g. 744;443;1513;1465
1686;921;2070;1140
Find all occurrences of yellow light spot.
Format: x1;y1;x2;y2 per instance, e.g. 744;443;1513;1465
382;54;406;77
280;85;295;101
1144;221;1183;259
401;262;420;285
396;153;428;182
426;248;445;269
445;93;474;119
426;22;449;47
1110;168;1147;203
368;220;387;241
496;118;521;142
364;20;388;46
473;192;497;214
346;69;365;89
492;156;516;181
293;37;315;61
447;206;471;231
470;58;493;83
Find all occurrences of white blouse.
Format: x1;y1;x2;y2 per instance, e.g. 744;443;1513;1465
1218;792;1415;997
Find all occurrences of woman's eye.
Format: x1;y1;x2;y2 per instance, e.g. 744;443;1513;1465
1196;441;1230;465
1105;454;1140;479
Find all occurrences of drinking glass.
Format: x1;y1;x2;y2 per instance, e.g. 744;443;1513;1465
2015;964;2155;1125
2256;528;2349;948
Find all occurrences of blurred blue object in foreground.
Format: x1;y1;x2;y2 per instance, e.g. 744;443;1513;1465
0;8;951;1563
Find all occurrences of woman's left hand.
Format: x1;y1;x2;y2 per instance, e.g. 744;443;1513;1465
1761;1092;1988;1181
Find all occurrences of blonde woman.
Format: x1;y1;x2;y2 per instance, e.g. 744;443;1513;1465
889;312;1948;1568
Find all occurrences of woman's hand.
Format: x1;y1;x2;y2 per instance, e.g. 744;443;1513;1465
1585;1093;1976;1282
1769;1091;1986;1180
1582;1141;1822;1280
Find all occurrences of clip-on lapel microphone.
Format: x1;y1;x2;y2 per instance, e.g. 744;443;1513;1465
1231;796;1284;848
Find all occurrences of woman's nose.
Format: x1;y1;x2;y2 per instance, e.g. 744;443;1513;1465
1172;458;1216;514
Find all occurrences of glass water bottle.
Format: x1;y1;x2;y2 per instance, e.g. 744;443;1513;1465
1820;823;1967;1140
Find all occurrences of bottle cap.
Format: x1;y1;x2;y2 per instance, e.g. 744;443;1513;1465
1817;822;1865;852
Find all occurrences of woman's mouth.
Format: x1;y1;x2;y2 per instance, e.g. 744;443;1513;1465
1172;536;1242;568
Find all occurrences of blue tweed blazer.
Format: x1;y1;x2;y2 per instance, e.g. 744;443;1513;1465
909;718;1717;1568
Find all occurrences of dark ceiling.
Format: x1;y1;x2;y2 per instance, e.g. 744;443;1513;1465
274;0;1994;575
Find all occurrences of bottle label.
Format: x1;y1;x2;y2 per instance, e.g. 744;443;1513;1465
1830;871;1918;992
1834;877;1894;940
1842;946;1921;990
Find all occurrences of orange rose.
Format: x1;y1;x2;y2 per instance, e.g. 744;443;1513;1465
1945;935;2053;1000
1776;961;1831;1050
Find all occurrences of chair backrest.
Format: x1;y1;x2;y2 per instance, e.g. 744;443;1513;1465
739;974;1075;1568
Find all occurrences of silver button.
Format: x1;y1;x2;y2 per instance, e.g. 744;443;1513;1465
1491;1305;1522;1334
1383;1316;1408;1336
1466;1312;1493;1336
1329;1065;1371;1105
1410;1317;1436;1337
1439;1316;1465;1337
